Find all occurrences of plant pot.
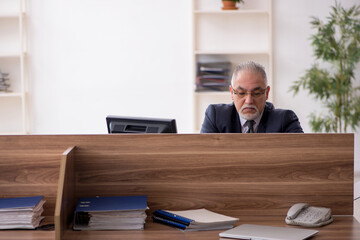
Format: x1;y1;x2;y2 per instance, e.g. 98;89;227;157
222;1;238;10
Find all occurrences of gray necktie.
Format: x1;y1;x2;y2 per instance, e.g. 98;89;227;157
245;120;255;133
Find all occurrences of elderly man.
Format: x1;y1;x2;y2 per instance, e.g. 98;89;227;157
200;61;303;133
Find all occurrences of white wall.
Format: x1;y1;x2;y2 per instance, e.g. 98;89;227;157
27;0;360;133
28;0;359;196
28;0;193;133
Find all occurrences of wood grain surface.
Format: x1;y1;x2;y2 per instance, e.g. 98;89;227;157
60;216;359;240
55;147;76;240
72;134;354;216
0;133;357;240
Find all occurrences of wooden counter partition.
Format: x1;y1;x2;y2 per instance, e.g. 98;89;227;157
55;147;76;240
0;135;69;240
0;134;359;240
54;133;357;240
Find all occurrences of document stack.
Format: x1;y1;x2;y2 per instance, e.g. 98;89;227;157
196;62;232;92
0;195;46;229
73;195;148;230
152;208;239;231
0;70;10;92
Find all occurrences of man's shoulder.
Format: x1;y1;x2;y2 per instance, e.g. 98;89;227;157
262;103;303;133
267;105;296;116
266;106;299;122
207;103;235;112
202;102;239;133
264;103;300;123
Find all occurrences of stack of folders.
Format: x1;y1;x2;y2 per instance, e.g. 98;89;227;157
73;195;148;230
0;195;46;229
0;70;10;92
196;62;232;92
152;208;239;231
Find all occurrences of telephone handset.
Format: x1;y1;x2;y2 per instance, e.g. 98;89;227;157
285;203;333;227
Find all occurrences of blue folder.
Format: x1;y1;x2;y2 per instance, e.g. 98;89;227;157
74;195;148;229
0;196;44;209
75;195;148;212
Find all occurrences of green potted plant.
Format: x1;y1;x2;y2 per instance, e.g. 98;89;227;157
290;2;360;133
222;0;244;10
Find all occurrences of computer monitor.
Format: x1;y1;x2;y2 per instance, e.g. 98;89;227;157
106;115;177;134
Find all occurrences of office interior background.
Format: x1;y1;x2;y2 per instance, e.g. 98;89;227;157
1;1;359;201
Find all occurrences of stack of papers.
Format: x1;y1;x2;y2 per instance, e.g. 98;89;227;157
0;196;45;229
152;208;239;231
73;195;148;230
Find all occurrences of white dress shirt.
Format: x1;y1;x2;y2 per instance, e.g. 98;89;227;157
239;112;264;133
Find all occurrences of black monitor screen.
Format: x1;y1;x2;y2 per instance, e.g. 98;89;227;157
106;115;177;134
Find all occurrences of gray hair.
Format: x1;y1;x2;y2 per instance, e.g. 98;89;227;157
231;61;268;86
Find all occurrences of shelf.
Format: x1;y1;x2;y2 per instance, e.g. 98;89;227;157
0;92;23;97
0;10;25;18
0;12;19;18
0;0;29;134
192;0;273;132
0;131;26;135
194;9;269;14
194;13;270;54
195;91;230;96
0;52;21;58
195;50;270;55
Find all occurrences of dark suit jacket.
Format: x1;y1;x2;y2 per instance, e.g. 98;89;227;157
200;102;303;133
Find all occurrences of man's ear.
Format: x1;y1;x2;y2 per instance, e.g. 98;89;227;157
229;85;234;100
265;86;270;100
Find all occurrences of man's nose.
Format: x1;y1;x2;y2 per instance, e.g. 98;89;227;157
244;93;254;103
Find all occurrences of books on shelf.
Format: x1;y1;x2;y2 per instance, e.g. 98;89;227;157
73;195;148;230
0;71;10;92
0;195;45;229
152;208;239;231
196;62;232;92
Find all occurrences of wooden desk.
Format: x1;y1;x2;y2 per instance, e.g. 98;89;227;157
0;134;358;239
0;216;358;240
60;216;359;240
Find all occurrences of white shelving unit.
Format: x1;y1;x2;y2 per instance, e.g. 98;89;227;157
192;0;272;132
0;0;29;134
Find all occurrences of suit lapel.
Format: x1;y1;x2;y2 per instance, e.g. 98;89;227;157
231;104;242;133
257;122;266;133
257;104;270;133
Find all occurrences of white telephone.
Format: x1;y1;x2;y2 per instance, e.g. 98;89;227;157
285;203;333;227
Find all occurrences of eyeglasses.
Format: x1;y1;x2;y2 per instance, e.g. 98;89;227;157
232;87;267;99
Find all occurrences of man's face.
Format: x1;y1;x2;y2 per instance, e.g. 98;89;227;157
230;70;270;120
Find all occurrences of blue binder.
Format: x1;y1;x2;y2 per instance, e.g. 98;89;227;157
0;196;44;209
75;195;148;212
152;215;187;230
153;209;193;226
74;195;148;228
